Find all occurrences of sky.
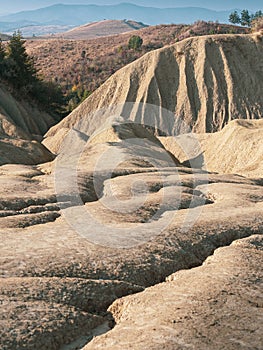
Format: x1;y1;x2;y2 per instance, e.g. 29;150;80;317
0;0;262;15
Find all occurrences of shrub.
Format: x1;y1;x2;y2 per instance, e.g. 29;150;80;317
128;35;143;50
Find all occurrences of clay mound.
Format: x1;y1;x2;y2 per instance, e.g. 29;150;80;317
88;116;163;146
44;33;263;154
59;20;147;40
160;119;263;177
54;118;180;205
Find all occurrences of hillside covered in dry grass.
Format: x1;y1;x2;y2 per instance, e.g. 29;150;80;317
26;21;248;112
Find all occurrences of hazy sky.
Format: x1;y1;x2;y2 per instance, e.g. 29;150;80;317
0;0;262;15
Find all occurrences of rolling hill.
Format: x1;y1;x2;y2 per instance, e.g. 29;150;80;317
57;20;148;40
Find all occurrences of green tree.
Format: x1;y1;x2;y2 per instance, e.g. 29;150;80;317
0;39;6;76
6;31;37;89
251;10;263;20
240;9;251;26
229;11;241;25
0;31;66;119
128;35;143;50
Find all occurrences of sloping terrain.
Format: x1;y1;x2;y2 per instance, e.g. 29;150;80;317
0;84;54;164
58;20;147;40
43;33;263;154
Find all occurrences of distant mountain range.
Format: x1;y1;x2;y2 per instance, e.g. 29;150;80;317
0;1;262;14
0;3;235;36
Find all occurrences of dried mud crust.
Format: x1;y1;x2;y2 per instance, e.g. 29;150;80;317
84;235;263;350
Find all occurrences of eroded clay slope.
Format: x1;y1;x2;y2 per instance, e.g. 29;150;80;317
0;84;54;164
0;84;58;137
44;33;263;153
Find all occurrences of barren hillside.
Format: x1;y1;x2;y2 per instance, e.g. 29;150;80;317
57;20;148;40
43;32;263;154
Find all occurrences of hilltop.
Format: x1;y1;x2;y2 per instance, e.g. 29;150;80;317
56;20;148;40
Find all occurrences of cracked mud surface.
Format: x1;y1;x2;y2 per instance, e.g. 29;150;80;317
85;235;263;350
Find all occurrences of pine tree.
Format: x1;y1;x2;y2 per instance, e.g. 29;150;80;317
240;10;251;27
229;11;241;25
6;31;37;88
